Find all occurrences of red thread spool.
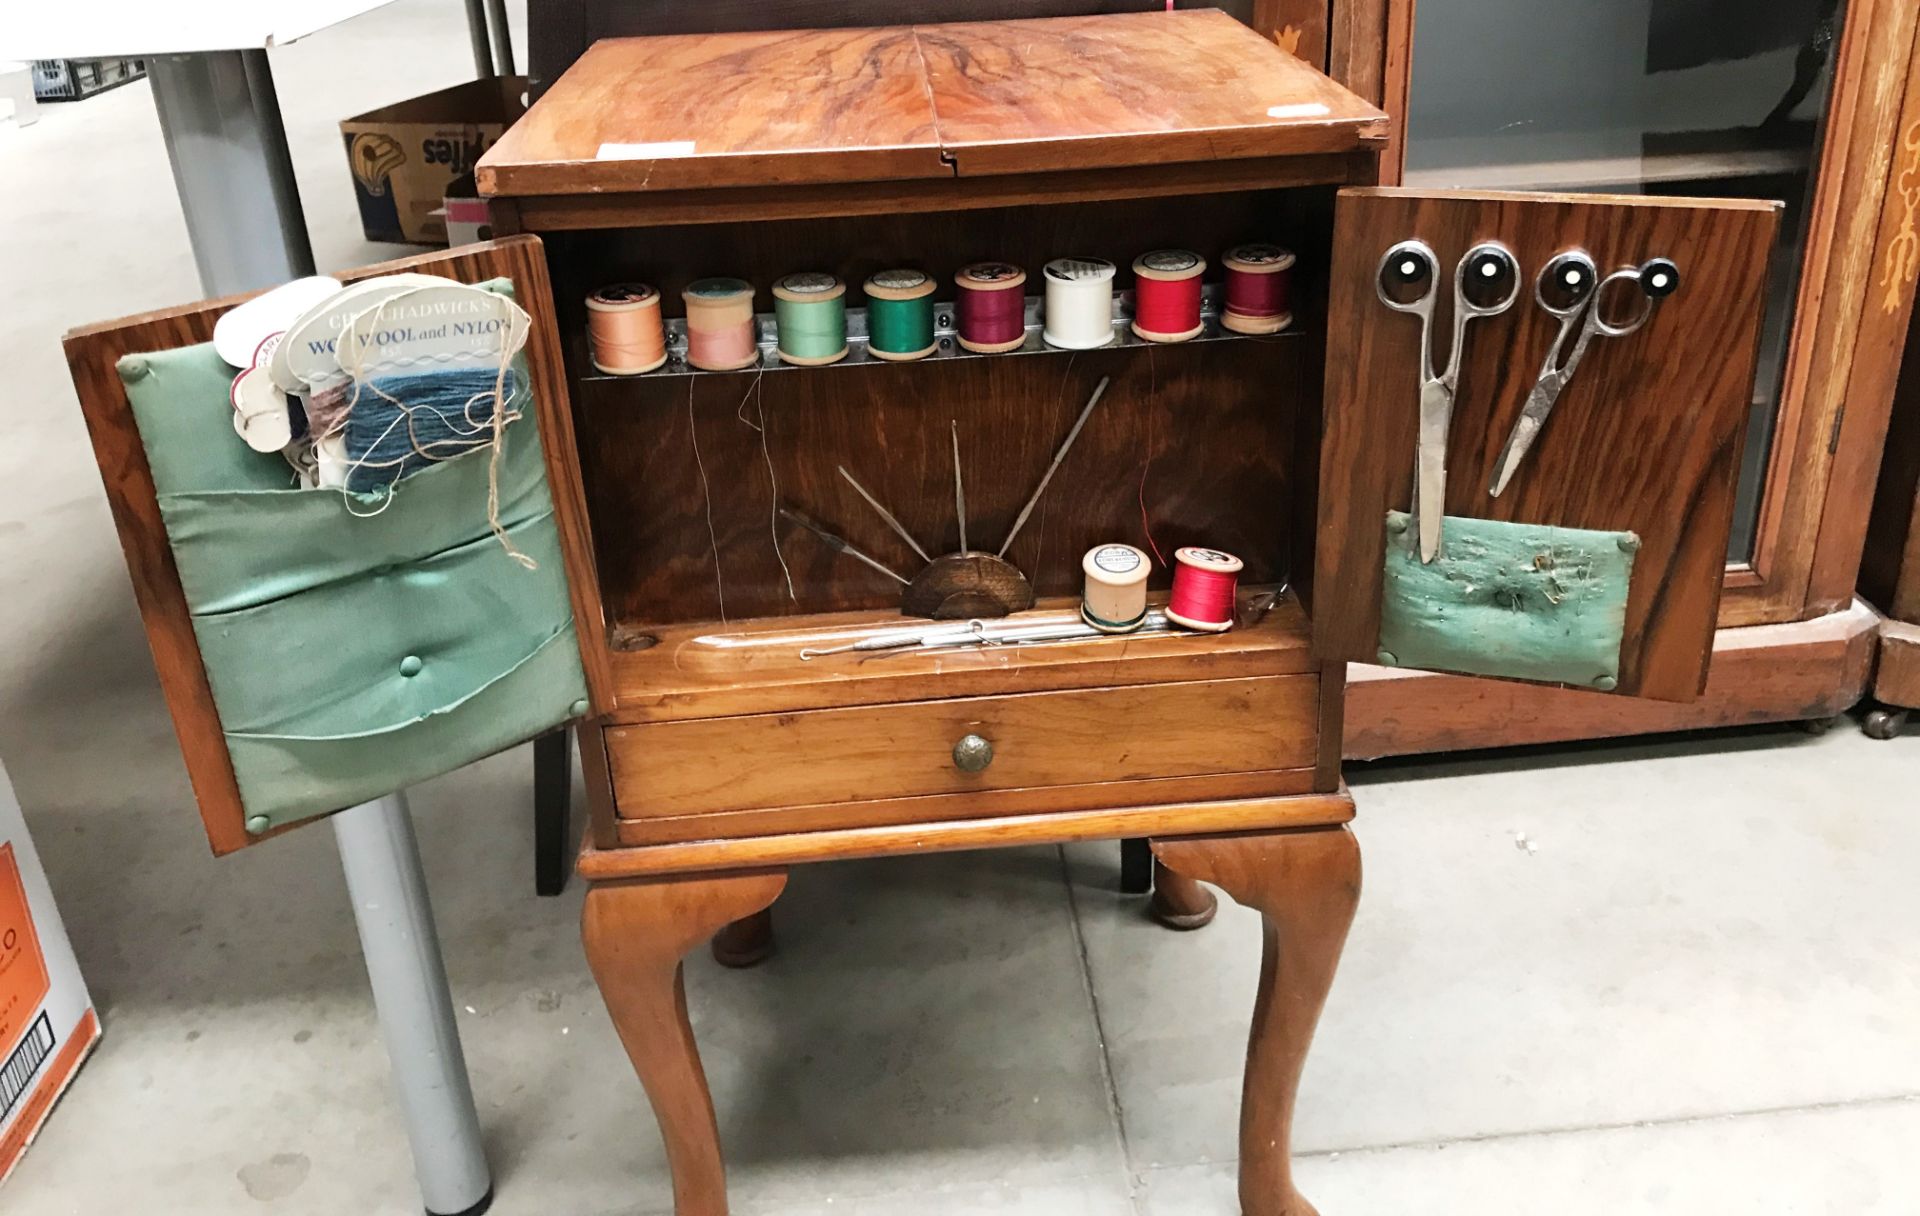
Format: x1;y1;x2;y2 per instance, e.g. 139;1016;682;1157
1132;249;1206;343
955;262;1028;353
1222;244;1295;336
1166;546;1243;633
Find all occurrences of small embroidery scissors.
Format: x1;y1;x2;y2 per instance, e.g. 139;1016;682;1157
1376;238;1521;562
1488;252;1679;497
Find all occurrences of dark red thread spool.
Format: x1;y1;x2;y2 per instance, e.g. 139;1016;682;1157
1166;546;1242;633
955;262;1028;353
1222;244;1295;336
1131;249;1207;343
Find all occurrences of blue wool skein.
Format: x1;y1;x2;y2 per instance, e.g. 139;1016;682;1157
343;367;526;494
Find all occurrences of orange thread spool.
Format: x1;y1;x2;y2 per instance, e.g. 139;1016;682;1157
586;283;668;374
1166;546;1242;633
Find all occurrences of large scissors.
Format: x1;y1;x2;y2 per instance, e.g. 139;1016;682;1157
1488;253;1679;497
1376;238;1520;562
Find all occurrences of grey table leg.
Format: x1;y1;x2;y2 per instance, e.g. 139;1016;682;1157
147;48;494;1215
462;0;496;77
335;794;493;1216
146;50;315;295
483;0;516;75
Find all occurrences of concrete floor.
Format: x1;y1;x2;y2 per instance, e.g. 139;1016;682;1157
2;4;1919;1212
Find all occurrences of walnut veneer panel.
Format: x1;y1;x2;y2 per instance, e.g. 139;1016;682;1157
1315;188;1779;702
482;11;1386;198
479;27;947;195
607;674;1320;817
916;11;1388;176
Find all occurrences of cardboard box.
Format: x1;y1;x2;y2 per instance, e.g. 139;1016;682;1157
0;760;98;1186
341;77;525;246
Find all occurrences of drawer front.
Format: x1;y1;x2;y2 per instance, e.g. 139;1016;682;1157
1315;187;1779;702
607;675;1320;818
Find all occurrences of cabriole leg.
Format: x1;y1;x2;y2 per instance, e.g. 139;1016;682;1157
1152;827;1362;1216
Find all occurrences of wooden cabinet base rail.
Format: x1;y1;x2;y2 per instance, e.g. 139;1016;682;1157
582;825;1358;1216
1871;618;1920;710
1344;599;1880;760
581;791;1355;879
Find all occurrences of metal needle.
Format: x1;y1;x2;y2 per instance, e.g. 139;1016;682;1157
837;465;932;562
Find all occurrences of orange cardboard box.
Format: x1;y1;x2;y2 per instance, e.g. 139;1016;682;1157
0;761;98;1186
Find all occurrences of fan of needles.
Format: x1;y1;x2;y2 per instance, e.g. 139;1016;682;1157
781;375;1110;619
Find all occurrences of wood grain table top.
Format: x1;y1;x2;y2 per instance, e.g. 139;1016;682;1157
478;10;1388;198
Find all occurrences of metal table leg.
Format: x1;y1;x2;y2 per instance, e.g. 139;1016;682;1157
146;50;315;294
146;48;491;1211
462;0;496;77
335;795;493;1216
483;0;516;75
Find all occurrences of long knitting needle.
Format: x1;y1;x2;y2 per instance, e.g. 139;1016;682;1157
998;375;1111;558
952;420;969;555
778;506;911;585
837;465;932;562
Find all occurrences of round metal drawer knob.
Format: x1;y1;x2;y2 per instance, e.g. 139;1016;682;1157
952;733;994;773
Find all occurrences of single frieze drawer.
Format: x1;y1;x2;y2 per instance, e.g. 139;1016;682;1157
606;674;1321;818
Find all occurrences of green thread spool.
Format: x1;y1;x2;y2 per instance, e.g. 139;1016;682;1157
773;272;849;366
863;268;938;361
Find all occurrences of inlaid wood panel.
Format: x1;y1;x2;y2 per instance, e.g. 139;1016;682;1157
1314;188;1780;702
481;26;947;196
606;674;1321;817
915;11;1386;176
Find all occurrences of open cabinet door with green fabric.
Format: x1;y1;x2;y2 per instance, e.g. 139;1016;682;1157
64;237;612;855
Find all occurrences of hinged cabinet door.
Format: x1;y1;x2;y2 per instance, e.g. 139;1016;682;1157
1314;188;1780;701
64;236;608;854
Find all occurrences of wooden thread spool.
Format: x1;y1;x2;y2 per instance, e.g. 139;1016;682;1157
1081;543;1150;633
682;277;760;371
1041;256;1117;350
586;283;668;374
1221;244;1295;335
1166;546;1243;633
955;262;1028;353
1131;250;1207;343
773;271;849;366
863;269;938;361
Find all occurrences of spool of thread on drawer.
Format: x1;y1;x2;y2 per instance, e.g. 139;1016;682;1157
682;278;760;371
773;272;849;366
585;283;668;374
1042;257;1117;350
955;262;1028;353
1166;546;1243;633
1131;250;1206;343
1221;244;1295;336
864;269;938;361
1081;543;1150;633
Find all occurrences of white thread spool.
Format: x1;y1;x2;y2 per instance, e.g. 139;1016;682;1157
1042;257;1117;350
1081;543;1150;633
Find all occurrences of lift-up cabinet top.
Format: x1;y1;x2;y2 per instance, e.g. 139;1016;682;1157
64;11;1778;857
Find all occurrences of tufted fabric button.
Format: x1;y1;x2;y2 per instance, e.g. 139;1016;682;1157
399;655;424;677
245;814;271;834
570;699;589;717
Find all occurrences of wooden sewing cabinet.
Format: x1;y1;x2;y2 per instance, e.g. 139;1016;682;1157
68;12;1780;1214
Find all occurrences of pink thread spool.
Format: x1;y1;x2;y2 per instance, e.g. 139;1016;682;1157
955;262;1028;353
586;283;668;374
1221;244;1295;336
682;277;760;371
1166;546;1242;633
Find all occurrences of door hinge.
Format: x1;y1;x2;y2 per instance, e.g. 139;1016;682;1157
1829;404;1846;454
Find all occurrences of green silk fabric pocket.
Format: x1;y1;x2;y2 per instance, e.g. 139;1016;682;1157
119;279;588;832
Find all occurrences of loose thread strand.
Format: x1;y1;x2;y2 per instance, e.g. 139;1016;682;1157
1138;348;1168;567
689;376;728;624
756;378;796;602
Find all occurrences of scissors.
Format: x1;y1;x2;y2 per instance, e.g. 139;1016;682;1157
1488;253;1679;497
1376;238;1521;562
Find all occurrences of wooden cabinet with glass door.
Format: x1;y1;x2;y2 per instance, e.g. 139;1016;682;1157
1341;0;1920;754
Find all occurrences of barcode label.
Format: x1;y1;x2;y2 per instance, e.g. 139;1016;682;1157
0;1013;55;1124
